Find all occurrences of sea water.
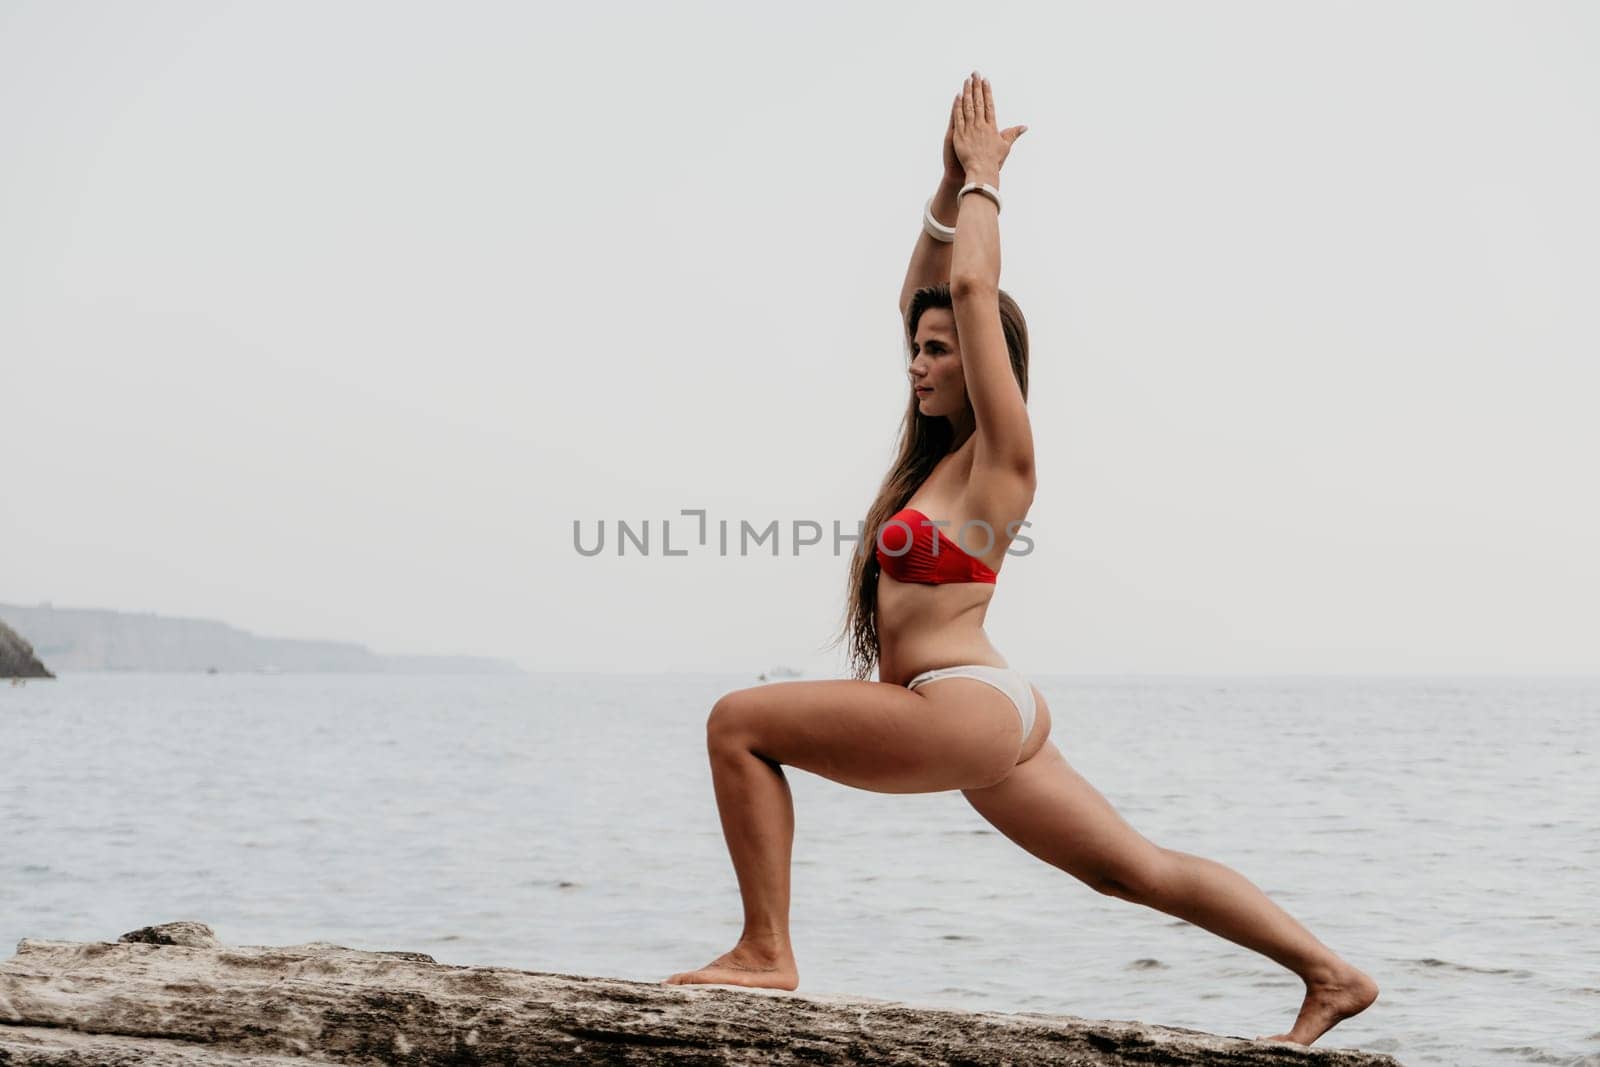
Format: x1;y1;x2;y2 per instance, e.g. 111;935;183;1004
3;672;1596;1066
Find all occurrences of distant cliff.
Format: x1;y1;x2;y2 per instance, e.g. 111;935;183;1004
0;619;53;678
0;603;521;675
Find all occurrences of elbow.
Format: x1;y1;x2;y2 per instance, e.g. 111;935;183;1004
950;274;998;300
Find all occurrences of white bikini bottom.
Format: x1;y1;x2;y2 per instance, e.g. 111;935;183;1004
905;663;1037;743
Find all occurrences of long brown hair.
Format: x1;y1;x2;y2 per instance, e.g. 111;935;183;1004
827;282;1030;681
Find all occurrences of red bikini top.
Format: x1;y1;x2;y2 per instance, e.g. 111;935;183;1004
875;507;999;585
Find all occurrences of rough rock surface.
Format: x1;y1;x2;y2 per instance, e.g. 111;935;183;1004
0;618;52;678
0;922;1401;1065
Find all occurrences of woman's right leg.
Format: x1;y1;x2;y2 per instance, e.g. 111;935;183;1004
664;677;1029;989
960;740;1378;1046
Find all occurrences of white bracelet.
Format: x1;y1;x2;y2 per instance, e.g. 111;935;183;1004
922;197;957;243
957;181;1002;214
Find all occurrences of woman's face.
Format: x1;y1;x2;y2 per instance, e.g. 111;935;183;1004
908;307;966;417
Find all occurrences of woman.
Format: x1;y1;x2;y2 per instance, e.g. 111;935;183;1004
664;72;1378;1048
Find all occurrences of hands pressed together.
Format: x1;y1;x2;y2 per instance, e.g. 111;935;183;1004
943;71;1027;187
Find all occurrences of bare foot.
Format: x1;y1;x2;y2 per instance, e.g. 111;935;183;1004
662;941;799;990
1256;964;1380;1046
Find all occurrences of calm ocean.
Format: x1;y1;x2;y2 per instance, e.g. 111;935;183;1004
3;672;1596;1065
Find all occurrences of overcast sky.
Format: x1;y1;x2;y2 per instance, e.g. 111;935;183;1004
2;1;1596;675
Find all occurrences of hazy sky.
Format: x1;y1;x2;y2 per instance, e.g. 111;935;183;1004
3;1;1596;675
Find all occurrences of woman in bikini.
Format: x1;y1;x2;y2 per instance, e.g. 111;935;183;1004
664;72;1379;1048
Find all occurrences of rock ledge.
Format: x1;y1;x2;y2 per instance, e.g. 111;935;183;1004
0;618;52;678
0;921;1401;1065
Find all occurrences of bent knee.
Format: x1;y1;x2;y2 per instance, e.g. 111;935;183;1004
706;689;756;745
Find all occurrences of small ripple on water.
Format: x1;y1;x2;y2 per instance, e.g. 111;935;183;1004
1488;1044;1600;1065
1409;957;1535;978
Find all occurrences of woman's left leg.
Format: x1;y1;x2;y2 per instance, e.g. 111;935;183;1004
960;740;1379;1045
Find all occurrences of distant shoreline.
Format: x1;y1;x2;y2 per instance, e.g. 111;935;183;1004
0;602;522;676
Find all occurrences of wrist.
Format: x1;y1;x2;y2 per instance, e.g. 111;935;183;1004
963;170;1000;188
939;171;965;191
929;177;962;226
957;177;1003;216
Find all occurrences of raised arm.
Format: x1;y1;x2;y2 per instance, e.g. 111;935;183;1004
949;72;1033;480
898;98;968;319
